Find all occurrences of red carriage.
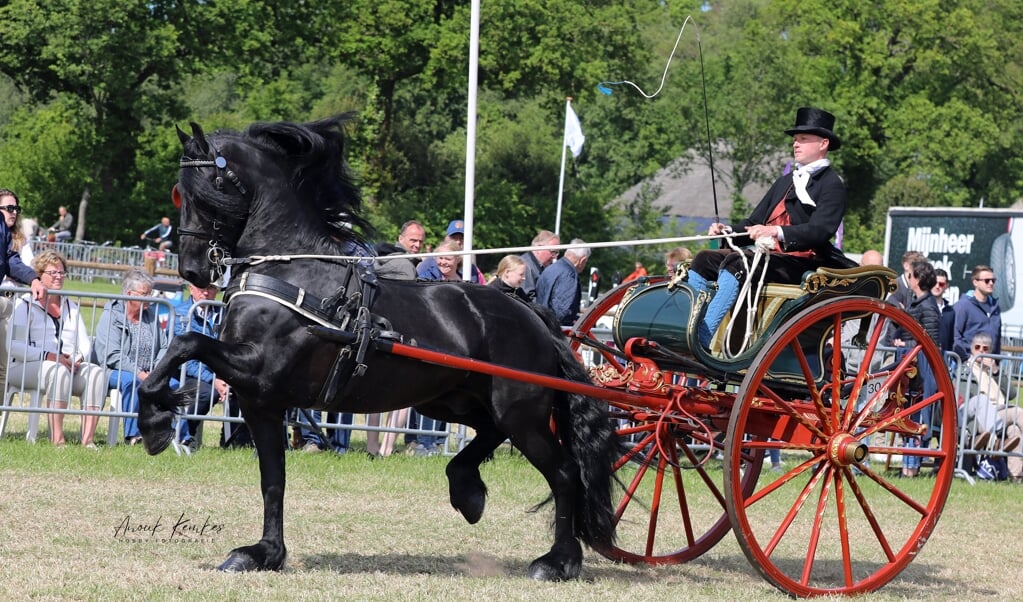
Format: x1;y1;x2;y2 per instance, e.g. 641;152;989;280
379;261;955;597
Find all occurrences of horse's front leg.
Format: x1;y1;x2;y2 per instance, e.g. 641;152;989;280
138;332;260;455
218;406;288;572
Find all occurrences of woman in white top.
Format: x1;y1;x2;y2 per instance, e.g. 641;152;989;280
8;250;107;447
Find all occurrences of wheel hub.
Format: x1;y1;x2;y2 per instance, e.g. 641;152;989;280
827;433;868;466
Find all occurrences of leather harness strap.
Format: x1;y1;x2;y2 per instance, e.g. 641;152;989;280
225;272;342;327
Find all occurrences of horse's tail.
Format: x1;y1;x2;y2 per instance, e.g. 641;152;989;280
531;305;618;549
138;377;195;456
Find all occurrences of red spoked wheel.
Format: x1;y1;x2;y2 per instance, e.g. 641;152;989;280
596;398;763;565
724;297;956;597
569;277;665;372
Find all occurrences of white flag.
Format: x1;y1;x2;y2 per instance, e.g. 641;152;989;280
564;103;585;158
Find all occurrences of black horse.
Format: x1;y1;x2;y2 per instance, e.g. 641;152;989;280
137;114;617;580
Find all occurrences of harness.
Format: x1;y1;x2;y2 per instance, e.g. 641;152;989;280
224;264;390;406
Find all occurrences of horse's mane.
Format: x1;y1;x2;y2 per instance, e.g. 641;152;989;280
246;114;371;241
180;113;371;244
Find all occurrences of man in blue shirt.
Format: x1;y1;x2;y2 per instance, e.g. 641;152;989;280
953;264;1002;360
535;239;590;326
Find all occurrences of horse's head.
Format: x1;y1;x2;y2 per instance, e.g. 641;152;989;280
173;114;366;287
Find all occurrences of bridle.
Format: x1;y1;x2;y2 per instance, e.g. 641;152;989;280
176;132;368;281
177;138;248;284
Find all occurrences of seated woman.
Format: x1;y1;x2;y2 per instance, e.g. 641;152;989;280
959;332;1022;482
93;268;170;445
8;250;108;447
687;107;854;349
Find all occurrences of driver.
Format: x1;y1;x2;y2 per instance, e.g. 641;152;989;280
686;107;854;350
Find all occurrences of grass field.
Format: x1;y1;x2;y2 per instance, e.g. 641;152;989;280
2;416;1022;602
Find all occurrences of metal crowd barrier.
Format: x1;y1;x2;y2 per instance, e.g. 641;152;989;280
0;286;179;446
0;285;455;456
32;241;179;282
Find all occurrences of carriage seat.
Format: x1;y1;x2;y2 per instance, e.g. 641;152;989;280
712;264;897;357
763;265;897;301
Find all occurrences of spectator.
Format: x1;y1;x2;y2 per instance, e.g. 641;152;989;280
374;219;425;280
94;268;170;445
958;332;1022;482
0;188;46;392
890;259;940;478
416;219;485;283
859;249;883;266
932;268;955;355
297;411;353;454
622;261;648;283
841;249;885;375
367;219;424;456
6;203;34;270
520;230;560;301
686;108;852;350
140;217;174;251
953;264;1001;360
48;205;73;242
535;238;591;326
409;239;469;456
8;250;107;447
664;246;692;274
416;240;464;282
889;250;926;309
490;254;529;301
171;282;243;451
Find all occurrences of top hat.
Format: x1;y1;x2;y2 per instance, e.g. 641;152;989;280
446;219;465;236
784;107;841;151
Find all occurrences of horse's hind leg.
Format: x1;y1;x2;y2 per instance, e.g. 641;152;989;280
506;416;582;581
445;423;506;524
218;405;288;572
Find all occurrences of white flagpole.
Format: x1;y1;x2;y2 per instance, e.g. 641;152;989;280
462;0;480;282
555;97;572;236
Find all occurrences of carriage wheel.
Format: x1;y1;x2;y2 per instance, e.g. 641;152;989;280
569;277;665;371
724;297;955;597
595;400;763;565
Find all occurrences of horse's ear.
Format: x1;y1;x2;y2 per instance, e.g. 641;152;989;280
171;184;182;209
176;125;191;147
190;122;211;155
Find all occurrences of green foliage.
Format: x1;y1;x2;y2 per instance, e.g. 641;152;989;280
0;99;96;220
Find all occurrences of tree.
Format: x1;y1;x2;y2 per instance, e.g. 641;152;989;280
0;0;187;238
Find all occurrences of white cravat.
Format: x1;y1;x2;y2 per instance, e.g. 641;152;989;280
791;158;830;207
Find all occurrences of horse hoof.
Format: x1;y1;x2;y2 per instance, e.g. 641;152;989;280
455;493;486;525
142;432;173;456
527;557;580;582
218;552;259;572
